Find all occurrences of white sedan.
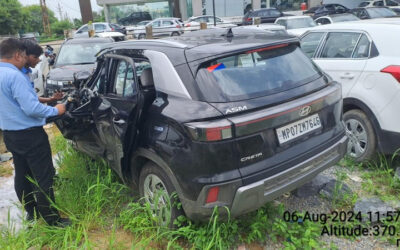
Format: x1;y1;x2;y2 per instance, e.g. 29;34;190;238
274;16;317;36
184;15;236;32
300;22;400;161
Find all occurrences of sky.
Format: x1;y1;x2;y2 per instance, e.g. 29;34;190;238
19;0;103;20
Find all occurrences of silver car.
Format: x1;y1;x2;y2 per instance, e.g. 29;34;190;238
133;18;184;39
74;22;126;41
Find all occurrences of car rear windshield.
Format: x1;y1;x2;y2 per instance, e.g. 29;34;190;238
331;14;360;22
367;7;397;17
195;44;323;102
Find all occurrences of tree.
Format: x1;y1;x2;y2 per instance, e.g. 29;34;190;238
93;10;105;22
21;5;57;34
73;18;83;29
51;20;73;36
0;0;24;35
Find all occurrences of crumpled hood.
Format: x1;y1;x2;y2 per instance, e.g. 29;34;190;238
48;64;95;81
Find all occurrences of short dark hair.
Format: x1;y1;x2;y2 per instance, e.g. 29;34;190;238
21;39;43;57
0;38;26;59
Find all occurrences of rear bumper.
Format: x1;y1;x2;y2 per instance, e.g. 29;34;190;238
182;135;347;220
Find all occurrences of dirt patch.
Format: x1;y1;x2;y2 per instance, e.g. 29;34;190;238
0;130;7;154
88;229;134;249
0;160;13;177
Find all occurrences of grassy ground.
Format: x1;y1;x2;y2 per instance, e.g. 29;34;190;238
1;128;400;249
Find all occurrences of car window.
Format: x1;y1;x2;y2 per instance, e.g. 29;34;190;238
269;9;282;17
95;24;107;32
387;0;400;6
353;34;371;58
300;32;325;57
286;17;316;29
367;7;397;17
195;45;322;102
114;60;136;97
316;18;330;25
373;1;384;6
151;21;161;27
78;25;88;33
55;43;106;66
335;5;347;12
331;14;360;22
320;32;361;58
162;20;174;26
275;19;287;28
359;2;370;7
325;5;335;11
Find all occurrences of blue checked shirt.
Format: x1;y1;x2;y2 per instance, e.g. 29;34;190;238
0;62;58;131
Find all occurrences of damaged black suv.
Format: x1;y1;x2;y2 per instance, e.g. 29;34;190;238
55;28;347;224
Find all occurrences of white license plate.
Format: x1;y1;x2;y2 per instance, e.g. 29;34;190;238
276;114;321;144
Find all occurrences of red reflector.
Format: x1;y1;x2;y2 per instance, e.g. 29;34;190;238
247;18;252;22
246;43;289;54
176;25;181;28
381;65;400;83
206;125;231;141
185;23;191;27
206;186;219;203
111;28;114;31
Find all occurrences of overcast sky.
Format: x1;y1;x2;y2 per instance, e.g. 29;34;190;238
19;0;103;20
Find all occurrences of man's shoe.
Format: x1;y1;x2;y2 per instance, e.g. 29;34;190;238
50;218;71;228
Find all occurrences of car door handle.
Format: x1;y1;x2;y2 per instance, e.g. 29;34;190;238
339;73;355;80
113;118;126;125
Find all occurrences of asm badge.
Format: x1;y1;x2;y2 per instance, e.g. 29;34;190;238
299;106;312;117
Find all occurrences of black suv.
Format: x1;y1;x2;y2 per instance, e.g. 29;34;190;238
242;8;286;25
118;11;152;26
55;28;347;224
304;4;349;19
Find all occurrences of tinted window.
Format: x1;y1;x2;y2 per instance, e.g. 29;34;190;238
353;34;371;58
151;21;161;27
300;32;325;57
320;32;360;58
387;0;400;6
331;14;360;22
195;45;321;102
316;18;330;25
359;2;370;7
269;9;282;17
367;7;397;17
162;20;174;26
78;25;88;33
373;1;384;6
95;24;107;31
286;17;316;29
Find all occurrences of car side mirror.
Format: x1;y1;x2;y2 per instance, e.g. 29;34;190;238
73;70;91;89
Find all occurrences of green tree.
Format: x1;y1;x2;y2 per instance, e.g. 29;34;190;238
0;0;24;35
51;20;73;36
73;18;83;29
21;5;58;34
93;10;105;22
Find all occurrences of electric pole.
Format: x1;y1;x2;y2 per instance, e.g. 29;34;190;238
57;2;63;21
40;0;51;35
78;0;94;24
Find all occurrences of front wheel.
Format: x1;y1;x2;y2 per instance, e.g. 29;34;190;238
171;31;180;36
344;109;376;162
138;33;146;40
139;162;183;227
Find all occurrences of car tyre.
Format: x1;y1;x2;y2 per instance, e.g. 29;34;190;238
138;34;146;40
139;161;183;227
344;109;376;162
171;31;180;36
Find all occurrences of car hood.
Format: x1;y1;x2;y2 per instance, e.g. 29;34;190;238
48;64;95;81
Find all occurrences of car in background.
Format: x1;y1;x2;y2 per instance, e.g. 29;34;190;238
236;23;287;34
118;11;152;26
126;20;152;34
45;38;113;96
275;16;316;36
300;22;400;161
359;0;400;7
20;32;40;42
74;22;126;41
55;28;347;225
242;8;286;25
303;4;349;19
133;18;183;39
184;15;236;32
110;23;127;35
349;7;398;19
315;13;360;25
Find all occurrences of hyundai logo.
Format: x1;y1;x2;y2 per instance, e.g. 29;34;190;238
299;106;312;117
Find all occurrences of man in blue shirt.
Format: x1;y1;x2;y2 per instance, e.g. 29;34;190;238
0;38;69;227
20;39;63;103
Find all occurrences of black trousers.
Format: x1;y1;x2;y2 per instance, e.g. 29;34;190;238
3;127;60;224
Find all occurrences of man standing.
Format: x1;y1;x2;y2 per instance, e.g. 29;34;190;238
0;38;69;227
20;39;63;103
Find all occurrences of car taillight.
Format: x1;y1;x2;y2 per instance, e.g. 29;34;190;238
246;43;289;54
206;186;219;203
111;27;114;31
185;119;233;142
176;25;181;28
185;23;191;27
247;17;252;22
381;65;400;83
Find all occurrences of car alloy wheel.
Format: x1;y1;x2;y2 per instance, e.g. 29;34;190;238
345;118;367;158
138;34;146;39
143;174;171;225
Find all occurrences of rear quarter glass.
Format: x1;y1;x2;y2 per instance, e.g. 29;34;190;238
195;44;324;103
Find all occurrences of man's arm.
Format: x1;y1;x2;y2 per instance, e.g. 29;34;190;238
11;74;65;117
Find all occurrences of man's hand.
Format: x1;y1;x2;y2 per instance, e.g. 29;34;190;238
55;104;66;115
51;91;64;101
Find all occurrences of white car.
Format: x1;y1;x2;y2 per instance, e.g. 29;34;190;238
236;23;287;34
300;22;400;161
315;13;360;25
133;18;184;39
125;20;152;35
184;15;236;32
74;22;126;41
359;0;400;7
274;16;316;36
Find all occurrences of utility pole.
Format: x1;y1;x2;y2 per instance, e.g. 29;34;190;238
40;0;51;35
78;0;94;24
57;2;63;21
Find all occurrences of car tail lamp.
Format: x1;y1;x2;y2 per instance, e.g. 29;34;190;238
246;43;289;54
381;65;400;83
206;186;219;204
176;25;181;28
111;27;115;31
185;23;191;27
247;17;252;22
185;119;233;142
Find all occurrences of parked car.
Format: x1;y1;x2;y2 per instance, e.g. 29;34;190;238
20;32;40;42
133;18;183;39
45;38;113;96
303;4;349;19
74;22;126;41
315;13;360;25
184;15;236;32
300;22;400;161
274;16;316;36
349;7;398;19
359;0;400;7
118;11;152;26
236;23;287;35
55;28;347;224
110;23;127;35
242;8;286;25
126;20;152;34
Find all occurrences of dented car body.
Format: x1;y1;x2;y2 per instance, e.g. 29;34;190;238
56;28;347;222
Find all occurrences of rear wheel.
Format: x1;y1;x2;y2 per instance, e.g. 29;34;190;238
138;33;146;39
171;31;180;36
344;109;376;162
139;162;183;227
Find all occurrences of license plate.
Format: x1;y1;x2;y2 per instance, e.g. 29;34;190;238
276;114;321;144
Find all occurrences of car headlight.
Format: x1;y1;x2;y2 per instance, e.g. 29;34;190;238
46;79;58;85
